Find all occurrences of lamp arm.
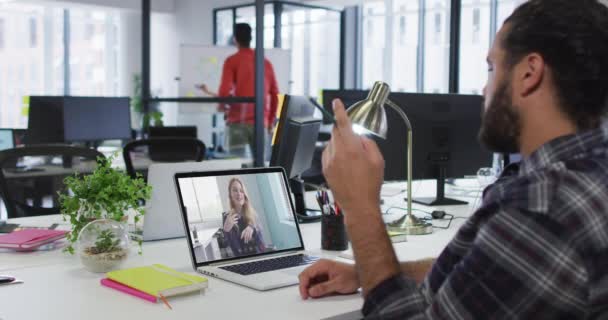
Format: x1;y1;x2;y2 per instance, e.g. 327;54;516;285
385;100;412;131
385;99;413;217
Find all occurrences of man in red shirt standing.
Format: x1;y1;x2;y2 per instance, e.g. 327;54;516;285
200;23;280;158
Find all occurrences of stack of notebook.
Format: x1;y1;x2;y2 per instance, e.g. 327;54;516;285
101;264;208;304
0;229;68;250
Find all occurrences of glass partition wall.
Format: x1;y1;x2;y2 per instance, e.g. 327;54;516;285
213;1;342;98
143;1;341;167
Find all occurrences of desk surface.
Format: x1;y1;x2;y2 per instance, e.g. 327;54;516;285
0;181;482;320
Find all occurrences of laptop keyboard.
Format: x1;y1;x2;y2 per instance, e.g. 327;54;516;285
220;254;319;275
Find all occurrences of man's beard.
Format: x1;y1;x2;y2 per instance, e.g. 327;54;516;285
478;80;521;154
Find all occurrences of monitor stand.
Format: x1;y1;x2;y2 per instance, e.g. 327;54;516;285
411;164;468;206
290;178;322;223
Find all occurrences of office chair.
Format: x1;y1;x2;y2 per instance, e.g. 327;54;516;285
122;137;207;180
0;145;105;218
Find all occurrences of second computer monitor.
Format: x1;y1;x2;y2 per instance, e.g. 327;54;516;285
26;96;65;144
270;95;322;221
27;96;132;144
322;90;492;205
270;95;320;179
63;97;131;142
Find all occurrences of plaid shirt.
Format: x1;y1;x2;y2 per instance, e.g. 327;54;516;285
362;123;608;319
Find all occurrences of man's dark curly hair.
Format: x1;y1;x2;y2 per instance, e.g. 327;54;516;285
502;0;608;129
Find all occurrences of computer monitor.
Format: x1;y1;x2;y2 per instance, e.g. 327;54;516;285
322;90;493;206
26;96;65;144
270;95;322;222
0;129;14;151
63;97;131;142
148;126;197;139
321;90;366;124
26;96;132;144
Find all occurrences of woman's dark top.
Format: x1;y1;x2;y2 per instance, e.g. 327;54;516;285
221;212;265;257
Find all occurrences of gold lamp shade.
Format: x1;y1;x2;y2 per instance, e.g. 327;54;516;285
346;82;390;139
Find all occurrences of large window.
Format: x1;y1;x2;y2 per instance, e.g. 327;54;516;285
361;1;386;90
459;0;491;95
235;4;276;49
424;0;450;93
0;4;63;128
361;0;450;93
281;5;340;96
0;2;122;128
392;0;419;92
69;10;120;96
458;0;527;94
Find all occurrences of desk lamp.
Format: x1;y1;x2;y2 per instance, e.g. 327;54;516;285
347;82;432;235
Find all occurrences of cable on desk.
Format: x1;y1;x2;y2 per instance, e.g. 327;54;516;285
384;206;470;230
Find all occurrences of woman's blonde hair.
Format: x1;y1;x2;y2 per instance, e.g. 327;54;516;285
227;177;258;226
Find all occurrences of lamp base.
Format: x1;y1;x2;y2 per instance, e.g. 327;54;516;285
386;214;433;235
412;197;468;206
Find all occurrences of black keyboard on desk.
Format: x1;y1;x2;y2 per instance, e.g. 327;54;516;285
220;254;319;275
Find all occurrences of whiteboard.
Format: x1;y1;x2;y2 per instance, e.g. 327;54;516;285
178;45;291;100
177;45;291;148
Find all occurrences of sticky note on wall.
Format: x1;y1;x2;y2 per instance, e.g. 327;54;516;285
21;96;30;117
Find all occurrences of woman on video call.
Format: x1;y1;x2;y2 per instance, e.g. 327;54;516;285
222;177;266;256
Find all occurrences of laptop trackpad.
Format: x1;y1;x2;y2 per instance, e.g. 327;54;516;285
281;265;307;276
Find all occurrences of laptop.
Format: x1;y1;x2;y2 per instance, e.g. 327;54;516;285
175;167;319;291
142;160;242;241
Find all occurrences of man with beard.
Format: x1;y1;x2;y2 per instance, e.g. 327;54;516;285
298;0;608;318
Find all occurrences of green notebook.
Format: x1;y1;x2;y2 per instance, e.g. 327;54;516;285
107;264;208;298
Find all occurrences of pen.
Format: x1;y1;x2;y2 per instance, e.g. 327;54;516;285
316;192;326;215
159;293;173;310
309;98;336;124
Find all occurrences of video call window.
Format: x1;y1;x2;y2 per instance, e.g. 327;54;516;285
178;172;301;264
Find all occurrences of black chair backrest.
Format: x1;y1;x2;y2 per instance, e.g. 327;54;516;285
0;144;105;218
122;137;206;180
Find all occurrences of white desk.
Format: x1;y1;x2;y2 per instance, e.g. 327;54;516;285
0;180;482;320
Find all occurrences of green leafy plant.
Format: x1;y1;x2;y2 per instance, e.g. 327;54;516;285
131;74;143;114
131;73;164;130
143;110;164;129
87;229;121;255
59;154;151;254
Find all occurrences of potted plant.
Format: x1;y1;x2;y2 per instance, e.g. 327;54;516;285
59;154;151;257
77;219;130;273
131;73;164;131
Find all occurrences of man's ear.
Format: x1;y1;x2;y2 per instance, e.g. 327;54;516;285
518;53;545;97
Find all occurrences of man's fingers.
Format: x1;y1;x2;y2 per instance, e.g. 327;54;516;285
332;99;349;129
308;279;339;298
332;99;363;152
321;142;333;173
361;137;385;164
298;260;332;299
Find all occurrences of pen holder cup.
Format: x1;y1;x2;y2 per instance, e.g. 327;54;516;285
321;214;348;251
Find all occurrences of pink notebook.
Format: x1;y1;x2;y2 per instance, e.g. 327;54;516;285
100;278;157;303
0;229;68;250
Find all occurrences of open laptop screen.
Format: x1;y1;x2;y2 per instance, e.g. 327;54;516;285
175;168;305;267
